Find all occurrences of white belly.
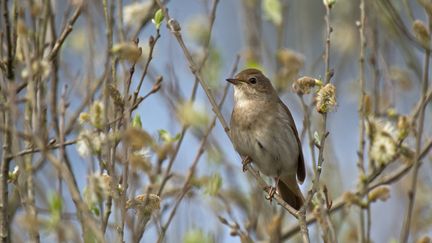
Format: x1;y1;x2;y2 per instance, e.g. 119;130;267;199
230;103;299;177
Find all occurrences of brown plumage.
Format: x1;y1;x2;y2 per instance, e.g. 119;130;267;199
227;68;305;210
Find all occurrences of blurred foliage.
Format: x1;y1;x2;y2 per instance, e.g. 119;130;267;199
2;0;432;243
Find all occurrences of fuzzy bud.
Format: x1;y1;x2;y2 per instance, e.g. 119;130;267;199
417;235;431;243
123;127;153;150
292;76;322;95
127;194;161;215
343;192;363;207
315;83;337;113
363;94;372;116
413;20;430;48
107;84;124;108
368;186;390;202
111;42;142;62
90;101;104;129
397;115;410;141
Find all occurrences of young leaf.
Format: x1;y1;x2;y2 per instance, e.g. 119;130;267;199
152;9;164;29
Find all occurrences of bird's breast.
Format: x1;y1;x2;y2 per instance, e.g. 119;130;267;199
230;100;298;177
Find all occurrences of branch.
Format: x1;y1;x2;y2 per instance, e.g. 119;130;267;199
48;5;82;61
157;56;238;243
132;30;161;107
300;3;335;243
6;140;77;160
156;0;221;197
154;0;299;219
281;138;432;241
357;0;369;241
154;0;229;133
36;141;106;243
400;40;430;243
2;0;14;80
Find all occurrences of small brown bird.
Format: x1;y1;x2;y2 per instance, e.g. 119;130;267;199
227;68;306;210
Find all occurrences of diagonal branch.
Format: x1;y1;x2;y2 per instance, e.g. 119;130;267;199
48;5;82;61
154;0;299;218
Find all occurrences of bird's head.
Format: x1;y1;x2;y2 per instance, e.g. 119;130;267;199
226;68;276;101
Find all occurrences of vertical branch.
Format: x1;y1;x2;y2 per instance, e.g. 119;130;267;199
0;97;12;243
301;2;336;242
1;1;14;241
102;0;116;239
156;56;239;243
357;0;367;178
371;17;380;116
117;0;126;42
241;0;262;62
48;0;60;137
154;0;298;218
400;17;430;243
156;0;221;197
2;0;14;80
304;0;333;209
314;2;333;187
357;0;367;242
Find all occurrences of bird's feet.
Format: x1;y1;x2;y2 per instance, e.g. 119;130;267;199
241;156;252;172
264;186;277;202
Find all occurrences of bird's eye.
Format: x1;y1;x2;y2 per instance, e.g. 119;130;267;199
249;77;257;84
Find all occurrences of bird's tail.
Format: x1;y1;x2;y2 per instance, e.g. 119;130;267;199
277;176;304;210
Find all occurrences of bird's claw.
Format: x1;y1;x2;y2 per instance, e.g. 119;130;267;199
264;186;277;202
241;156;252;172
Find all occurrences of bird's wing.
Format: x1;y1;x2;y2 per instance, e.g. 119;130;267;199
278;99;306;183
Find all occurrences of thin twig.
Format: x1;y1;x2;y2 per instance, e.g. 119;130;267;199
64;71;107;134
6;140;77;160
155;0;229;132
0;87;13;243
156;0;221;197
132;30;161;105
400;21;430;243
48;5;82;61
281;138;432;241
157;55;239;243
299;3;335;243
357;0;368;241
154;0;299;218
2;0;14;79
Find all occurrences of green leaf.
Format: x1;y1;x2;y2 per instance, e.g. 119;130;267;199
50;194;63;213
186;15;210;46
158;129;170;142
49;193;63;222
177;102;209;128
132;114;143;128
173;133;181;141
91;204;100;216
244;59;264;71
204;173;222;196
263;0;282;26
184;229;214;243
202;46;222;89
152;9;164;29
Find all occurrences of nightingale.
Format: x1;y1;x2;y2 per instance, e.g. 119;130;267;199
227;68;306;210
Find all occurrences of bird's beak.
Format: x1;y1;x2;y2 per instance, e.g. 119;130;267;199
226;78;240;85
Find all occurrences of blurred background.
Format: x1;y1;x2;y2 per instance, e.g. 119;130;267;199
1;0;432;242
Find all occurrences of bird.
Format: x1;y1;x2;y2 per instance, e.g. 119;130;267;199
226;68;306;210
